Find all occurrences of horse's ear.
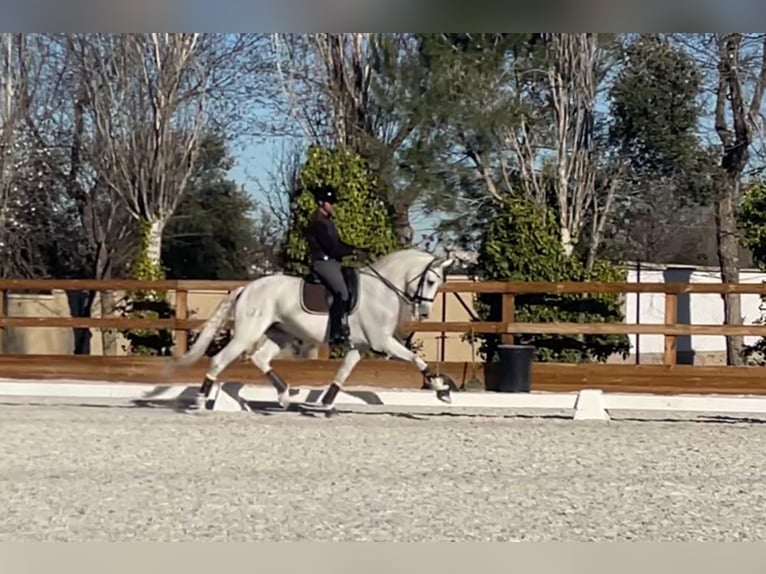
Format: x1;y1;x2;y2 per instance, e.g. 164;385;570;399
432;256;454;272
435;257;454;269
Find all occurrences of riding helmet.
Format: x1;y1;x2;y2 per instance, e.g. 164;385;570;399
311;183;338;204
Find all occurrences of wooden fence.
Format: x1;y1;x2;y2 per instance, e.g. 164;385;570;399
1;278;766;395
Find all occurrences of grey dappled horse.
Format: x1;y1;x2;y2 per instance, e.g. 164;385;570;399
171;248;456;413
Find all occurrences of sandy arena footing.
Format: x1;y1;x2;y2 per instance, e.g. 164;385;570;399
0;396;765;541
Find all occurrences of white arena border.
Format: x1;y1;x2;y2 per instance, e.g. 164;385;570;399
2;378;766;421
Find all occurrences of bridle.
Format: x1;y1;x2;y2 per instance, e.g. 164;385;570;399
363;256;445;316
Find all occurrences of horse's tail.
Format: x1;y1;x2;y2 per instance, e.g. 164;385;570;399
173;285;245;370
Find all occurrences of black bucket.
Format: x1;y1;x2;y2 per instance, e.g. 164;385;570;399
494;344;535;393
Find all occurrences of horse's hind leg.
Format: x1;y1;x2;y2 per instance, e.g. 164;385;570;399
250;327;299;408
301;347;361;415
193;333;252;410
196;315;272;411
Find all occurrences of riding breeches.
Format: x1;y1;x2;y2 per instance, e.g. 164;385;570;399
312;259;349;304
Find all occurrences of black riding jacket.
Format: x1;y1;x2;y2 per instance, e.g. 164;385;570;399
306;210;356;262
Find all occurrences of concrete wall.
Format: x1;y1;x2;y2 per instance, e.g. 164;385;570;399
2;289;236;356
617;263;766;365
4;292;77;355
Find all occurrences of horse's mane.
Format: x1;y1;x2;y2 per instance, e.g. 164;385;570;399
368;248;434;274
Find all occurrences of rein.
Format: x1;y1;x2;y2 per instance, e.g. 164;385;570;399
362;256;442;315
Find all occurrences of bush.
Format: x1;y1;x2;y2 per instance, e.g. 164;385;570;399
472;196;631;363
738;180;766;365
281;145;400;276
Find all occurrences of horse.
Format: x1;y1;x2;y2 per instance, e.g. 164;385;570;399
169;248;457;413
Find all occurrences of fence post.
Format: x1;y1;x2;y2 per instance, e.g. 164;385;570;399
174;287;188;357
501;291;516;345
0;288;5;353
440;290;446;362
664;291;677;366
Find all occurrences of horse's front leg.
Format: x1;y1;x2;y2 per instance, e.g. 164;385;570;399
377;336;452;403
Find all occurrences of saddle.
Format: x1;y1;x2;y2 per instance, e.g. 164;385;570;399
300;266;361;315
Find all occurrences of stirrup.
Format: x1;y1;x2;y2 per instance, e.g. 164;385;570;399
329;327;350;346
329;325;351;348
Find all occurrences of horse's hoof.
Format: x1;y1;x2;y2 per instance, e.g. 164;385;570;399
299;402;327;411
204;399;215;411
185;394;207;411
298;402;335;416
436;389;451;404
183;399;209;415
442;374;459;392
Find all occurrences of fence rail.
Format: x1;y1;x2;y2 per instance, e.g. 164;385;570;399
1;277;766;395
4;278;766;357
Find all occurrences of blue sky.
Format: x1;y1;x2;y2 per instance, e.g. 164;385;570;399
226;139;276;200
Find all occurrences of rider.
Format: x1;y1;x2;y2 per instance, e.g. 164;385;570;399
305;183;369;346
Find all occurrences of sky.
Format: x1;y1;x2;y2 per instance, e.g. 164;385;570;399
225;134;446;243
226;139;278;199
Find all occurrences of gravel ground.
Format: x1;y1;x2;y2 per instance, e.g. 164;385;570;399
1;397;766;542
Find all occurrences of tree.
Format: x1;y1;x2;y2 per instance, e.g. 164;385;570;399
606;34;717;265
740;181;766;260
57;33;275;279
610;35;707;176
413;32;532;244
0;33;37;278
413;33;624;266
1;34;122;354
64;33;211;279
669;33;766;365
602;181;720;266
280;145;399;276
5;33;277;353
14;34;138;353
607;33;766;365
710;34;766;365
5;138;91;280
543;33;618;259
49;33;275;355
162;135;278;280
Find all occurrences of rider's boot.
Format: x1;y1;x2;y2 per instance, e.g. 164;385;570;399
329;298;350;347
338;311;350;345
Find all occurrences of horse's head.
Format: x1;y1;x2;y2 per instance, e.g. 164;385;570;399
408;254;454;319
370;249;454;320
